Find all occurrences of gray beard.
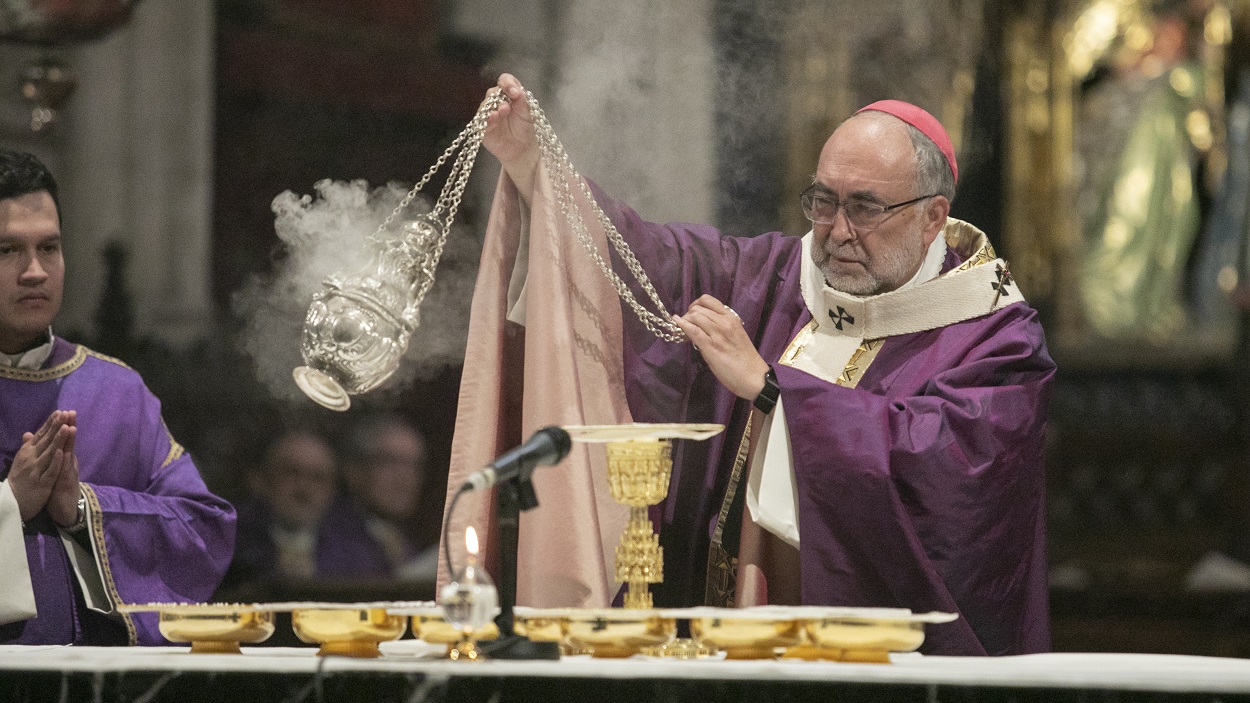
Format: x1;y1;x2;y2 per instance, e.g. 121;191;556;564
815;233;926;296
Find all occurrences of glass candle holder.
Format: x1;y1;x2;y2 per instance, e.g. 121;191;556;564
440;560;498;660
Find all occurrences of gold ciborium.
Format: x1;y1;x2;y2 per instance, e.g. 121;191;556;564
685;607;803;660
566;424;723;609
290;604;407;657
118;603;274;654
788;607;957;663
562;608;677;658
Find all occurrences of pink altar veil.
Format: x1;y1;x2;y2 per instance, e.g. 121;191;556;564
438;167;631;607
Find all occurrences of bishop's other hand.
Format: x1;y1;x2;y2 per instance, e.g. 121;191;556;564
673;295;770;401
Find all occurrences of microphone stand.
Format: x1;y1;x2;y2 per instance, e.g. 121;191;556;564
480;461;561;660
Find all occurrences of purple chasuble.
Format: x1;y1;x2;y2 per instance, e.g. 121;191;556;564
592;184;1055;656
0;339;236;645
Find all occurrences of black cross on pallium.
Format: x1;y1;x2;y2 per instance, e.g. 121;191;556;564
991;264;1013;306
828;306;855;330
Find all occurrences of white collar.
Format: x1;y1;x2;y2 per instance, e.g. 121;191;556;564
797;219;1021;339
0;327;54;370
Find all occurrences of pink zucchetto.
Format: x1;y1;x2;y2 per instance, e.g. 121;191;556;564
856;100;958;184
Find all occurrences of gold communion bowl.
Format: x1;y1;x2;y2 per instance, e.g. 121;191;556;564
557;608;676;658
118;603;275;654
669;606;957;663
679;607;803;660
411;614;500;659
290;604;407;658
788;607;958;663
512;607;566;643
386;603;501;660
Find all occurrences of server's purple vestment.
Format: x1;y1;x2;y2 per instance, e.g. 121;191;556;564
595;185;1055;656
0;339;236;645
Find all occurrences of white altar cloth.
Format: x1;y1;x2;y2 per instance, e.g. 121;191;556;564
3;646;1250;695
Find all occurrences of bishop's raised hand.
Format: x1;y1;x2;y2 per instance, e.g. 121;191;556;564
482;73;540;207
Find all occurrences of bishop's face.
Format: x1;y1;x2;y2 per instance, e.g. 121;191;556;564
809;114;941;296
0;191;63;355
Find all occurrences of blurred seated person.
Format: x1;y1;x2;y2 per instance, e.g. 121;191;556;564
229;430;372;585
340;415;438;582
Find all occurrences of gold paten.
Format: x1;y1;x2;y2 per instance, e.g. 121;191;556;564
291;607;406;658
667;606;956;663
640;637;717;659
514;610;583;655
511;613;565;643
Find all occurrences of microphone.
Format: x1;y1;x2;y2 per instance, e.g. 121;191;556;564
461;426;572;491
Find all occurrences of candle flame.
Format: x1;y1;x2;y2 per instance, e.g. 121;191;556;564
465;526;479;556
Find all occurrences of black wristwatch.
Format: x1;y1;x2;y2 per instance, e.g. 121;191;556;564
753;366;780;414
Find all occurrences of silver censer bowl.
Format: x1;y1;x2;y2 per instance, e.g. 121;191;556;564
293;217;441;411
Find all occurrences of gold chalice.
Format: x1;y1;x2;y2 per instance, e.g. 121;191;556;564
566;423;723;609
290;605;407;658
118;603;274;654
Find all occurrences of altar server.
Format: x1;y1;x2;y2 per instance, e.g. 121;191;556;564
0;149;235;645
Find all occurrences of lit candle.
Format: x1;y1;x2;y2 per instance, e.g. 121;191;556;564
465;526;479;565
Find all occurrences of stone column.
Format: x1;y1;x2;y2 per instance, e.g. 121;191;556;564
0;0;216;347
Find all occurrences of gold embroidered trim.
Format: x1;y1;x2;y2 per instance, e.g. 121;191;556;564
81;484;137;645
942;219;997;264
776;320;883;389
835;339;882;389
778;321;817;366
704;413;754;607
83;348;133;370
0;345;87;381
953;243;997;273
160;422;185;470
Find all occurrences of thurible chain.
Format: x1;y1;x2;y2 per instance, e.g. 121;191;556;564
371;88;685;343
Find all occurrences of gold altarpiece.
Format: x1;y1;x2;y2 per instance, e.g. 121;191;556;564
1005;0;1248;367
780;1;1248;368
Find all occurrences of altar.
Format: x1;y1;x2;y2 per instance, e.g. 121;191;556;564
5;645;1250;703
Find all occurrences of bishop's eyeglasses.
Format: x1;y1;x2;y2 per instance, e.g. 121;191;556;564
800;184;936;231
